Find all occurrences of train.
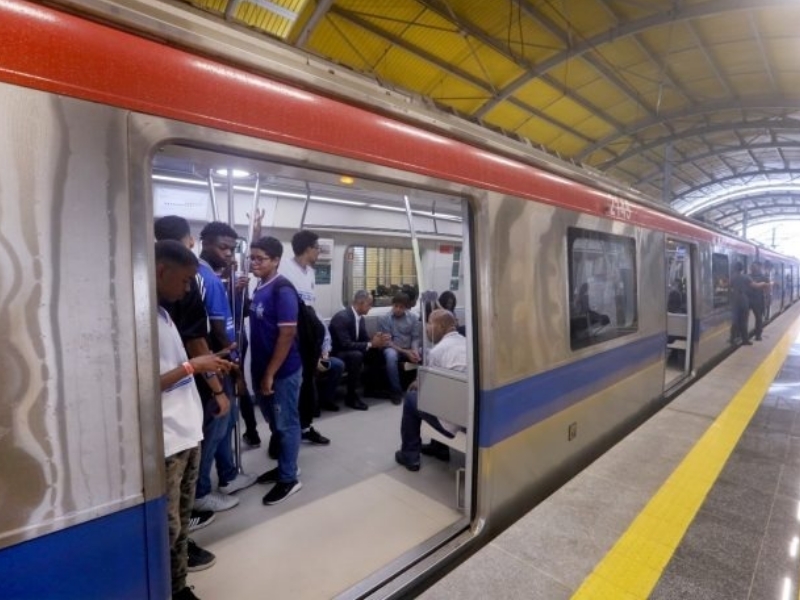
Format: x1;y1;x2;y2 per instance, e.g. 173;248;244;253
1;2;798;599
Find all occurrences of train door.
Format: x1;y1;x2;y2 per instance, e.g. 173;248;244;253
664;239;693;388
147;143;475;600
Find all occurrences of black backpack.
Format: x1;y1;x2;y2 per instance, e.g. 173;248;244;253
272;278;324;370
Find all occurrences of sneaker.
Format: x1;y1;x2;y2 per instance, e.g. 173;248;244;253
420;441;450;461
257;466;300;484
389;393;403;406
301;427;330;445
187;509;215;532
193;491;239;512
174;586;201;600
262;480;302;505
186;539;216;572
243;430;262;448
218;472;257;495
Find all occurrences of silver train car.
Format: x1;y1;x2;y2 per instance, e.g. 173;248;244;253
1;2;798;598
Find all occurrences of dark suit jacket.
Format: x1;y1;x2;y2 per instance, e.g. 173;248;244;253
329;307;369;354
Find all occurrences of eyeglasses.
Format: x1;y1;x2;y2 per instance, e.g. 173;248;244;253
248;255;271;264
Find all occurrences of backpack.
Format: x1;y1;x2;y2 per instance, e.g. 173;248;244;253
272;278;325;371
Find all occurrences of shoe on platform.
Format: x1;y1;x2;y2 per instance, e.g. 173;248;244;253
302;427;330;445
262;480;302;505
420;442;450;461
257;466;300;484
193;491;239;512
187;509;215;532
394;450;420;472
243;430;262;448
174;586;201;600
389;393;403;406
345;396;368;411
219;472;257;495
186;539;216;572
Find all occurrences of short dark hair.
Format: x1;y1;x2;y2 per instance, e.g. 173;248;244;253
154;215;190;242
155;240;198;267
733;261;744;273
392;292;410;307
251;236;283;259
438;290;457;311
200;221;238;243
291;230;319;256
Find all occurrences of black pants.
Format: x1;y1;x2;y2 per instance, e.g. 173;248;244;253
332;349;384;399
299;367;317;430
731;301;749;343
750;301;764;339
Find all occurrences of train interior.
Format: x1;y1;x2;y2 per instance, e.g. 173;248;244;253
665;239;693;388
150;145;474;598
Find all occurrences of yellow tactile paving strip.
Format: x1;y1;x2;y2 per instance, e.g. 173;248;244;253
572;316;800;600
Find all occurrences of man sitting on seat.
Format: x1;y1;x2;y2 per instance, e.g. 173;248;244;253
378;293;421;405
394;309;467;471
329;290;390;410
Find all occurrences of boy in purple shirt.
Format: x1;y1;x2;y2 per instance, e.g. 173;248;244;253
249;236;303;505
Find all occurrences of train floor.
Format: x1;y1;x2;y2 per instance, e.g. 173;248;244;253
422;302;800;600
188;392;464;599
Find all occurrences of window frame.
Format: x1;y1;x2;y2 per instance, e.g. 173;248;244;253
567;227;639;351
711;252;730;309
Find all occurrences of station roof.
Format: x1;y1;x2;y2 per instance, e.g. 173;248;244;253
144;1;800;244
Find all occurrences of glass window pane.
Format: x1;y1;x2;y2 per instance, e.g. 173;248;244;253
568;228;638;350
712;253;730;308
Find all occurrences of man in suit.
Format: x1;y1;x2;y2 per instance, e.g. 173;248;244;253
329;290;390;410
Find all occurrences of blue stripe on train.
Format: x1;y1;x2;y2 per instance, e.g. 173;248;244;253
478;333;666;448
0;496;169;600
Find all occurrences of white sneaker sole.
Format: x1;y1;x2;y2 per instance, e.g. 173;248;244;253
218;474;257;495
263;481;303;506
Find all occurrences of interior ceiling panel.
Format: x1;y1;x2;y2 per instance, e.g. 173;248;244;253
165;0;800;242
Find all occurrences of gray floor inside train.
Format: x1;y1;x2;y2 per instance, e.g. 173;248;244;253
190;395;464;598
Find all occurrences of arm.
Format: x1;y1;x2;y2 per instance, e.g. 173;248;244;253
185;337;231;416
160;353;233;391
261;325;297;395
330;312;369;353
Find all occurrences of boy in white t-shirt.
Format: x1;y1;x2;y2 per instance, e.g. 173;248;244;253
156;241;234;600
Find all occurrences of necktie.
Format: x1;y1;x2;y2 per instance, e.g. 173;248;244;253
358;316;366;341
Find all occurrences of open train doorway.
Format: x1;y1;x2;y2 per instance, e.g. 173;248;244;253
148;143;474;599
664;239;693;388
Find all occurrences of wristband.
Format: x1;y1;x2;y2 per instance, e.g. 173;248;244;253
212;389;225;396
182;361;195;376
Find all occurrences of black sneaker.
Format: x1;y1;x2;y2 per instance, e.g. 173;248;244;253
186;539;216;572
257;466;300;484
243;430;262;448
187;509;215;532
174;586;201;600
301;427;330;445
262;480;302;505
420;441;450;461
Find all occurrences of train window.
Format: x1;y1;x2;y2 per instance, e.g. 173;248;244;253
711;253;730;308
568;228;638;350
344;246;417;307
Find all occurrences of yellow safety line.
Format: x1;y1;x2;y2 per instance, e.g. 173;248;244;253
572;315;800;600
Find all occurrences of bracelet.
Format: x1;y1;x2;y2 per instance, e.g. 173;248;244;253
182;361;195;376
212;389;225;396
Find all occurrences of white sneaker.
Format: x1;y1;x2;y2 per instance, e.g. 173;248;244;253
194;491;239;512
219;472;257;495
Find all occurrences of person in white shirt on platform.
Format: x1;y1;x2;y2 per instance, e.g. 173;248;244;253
278;229;332;446
156;240;234;600
395;309;467;471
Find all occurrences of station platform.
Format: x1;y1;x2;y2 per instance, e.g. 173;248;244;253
421;304;800;600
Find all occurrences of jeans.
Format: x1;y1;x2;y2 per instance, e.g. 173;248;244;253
317;356;345;405
196;376;237;498
383;348;403;395
256;368;302;483
398;390;454;463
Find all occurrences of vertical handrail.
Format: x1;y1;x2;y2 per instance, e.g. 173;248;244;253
300;181;311;229
208;171;219;221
